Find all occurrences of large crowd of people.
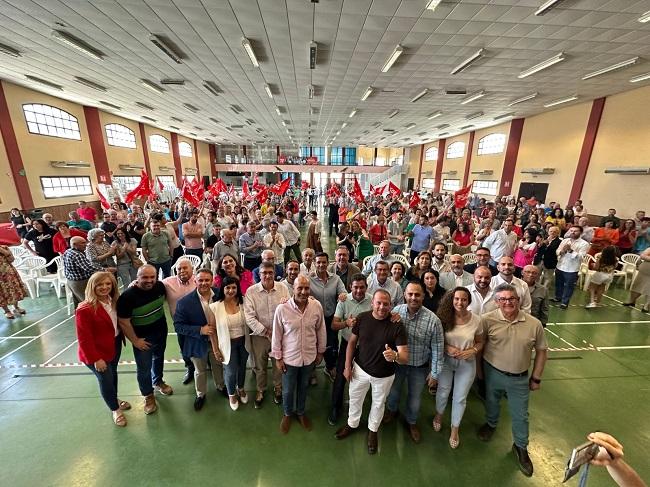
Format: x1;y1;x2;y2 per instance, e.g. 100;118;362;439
2;185;649;481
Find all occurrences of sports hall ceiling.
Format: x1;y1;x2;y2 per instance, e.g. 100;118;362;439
0;0;649;148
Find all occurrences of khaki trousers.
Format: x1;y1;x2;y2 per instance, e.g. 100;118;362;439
250;335;282;392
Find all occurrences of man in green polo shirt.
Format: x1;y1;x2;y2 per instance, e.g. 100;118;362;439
117;264;172;415
141;219;173;278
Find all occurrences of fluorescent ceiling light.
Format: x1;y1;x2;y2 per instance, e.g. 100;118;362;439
381;45;404;73
630;72;650;83
405;123;416;129
341;122;348;128
264;84;273;98
140;79;165;94
427;111;442;119
281;120;286;126
149;34;183;64
438;132;449;137
535;0;565;16
135;101;154;111
160;78;185;86
437;123;450;129
426;0;442;11
141;116;157;123
410;88;429;103
242;38;259;67
100;101;121;110
460;125;474;130
171;116;183;122
308;85;314;100
465;111;483;120
361;86;374;101
275;107;282;116
0;42;21;57
451;48;485;75
581;57;639;80
519;52;565;78
52;30;103;60
508;92;538;106
543;95;578;108
460;90;485;105
183;103;199;112
349;108;357;118
639;11;650;22
203;81;222;96
388;109;399;118
494;112;515;121
74;76;107;92
336;131;341;136
25;75;62;90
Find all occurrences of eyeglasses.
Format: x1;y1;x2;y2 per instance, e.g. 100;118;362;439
497;297;519;303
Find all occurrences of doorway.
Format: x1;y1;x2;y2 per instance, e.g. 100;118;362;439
518;182;549;203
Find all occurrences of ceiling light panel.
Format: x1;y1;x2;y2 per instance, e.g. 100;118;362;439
361;86;373;101
381;45;404;73
451;48;485;75
52;30;103;60
508;92;538;106
519;53;565;78
242;37;259;67
543;95;578;108
460;90;486;105
581;57;639;80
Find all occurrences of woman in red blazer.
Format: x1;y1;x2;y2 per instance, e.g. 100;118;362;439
75;271;129;426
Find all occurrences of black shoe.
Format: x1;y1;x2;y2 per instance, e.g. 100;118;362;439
367;430;378;455
328;408;339;426
550;297;560;303
559;304;568;309
335;424;357;440
273;388;282;405
254;391;264;409
512;444;534;477
194;395;206;411
182;369;193;385
477;423;496;442
622;302;635;307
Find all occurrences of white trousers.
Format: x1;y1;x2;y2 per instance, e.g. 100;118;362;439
347;362;395;432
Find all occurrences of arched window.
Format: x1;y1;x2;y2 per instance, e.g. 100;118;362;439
105;123;136;148
477;133;506;155
446;141;465;159
178;141;193;157
424;146;438;161
22;103;81;140
150;134;170;153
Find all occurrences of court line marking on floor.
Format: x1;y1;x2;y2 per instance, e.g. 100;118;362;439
596;345;650;350
549;321;650;325
545;327;580;350
0;336;37;339
0;308;66;344
41;340;78;366
0;315;74;362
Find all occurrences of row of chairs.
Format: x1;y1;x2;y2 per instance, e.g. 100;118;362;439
579;253;641;291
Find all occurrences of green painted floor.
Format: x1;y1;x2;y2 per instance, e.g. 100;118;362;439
1;226;649;486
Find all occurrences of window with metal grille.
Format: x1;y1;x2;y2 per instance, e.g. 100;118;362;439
343;147;356;165
40;176;91;198
442;179;461;191
112;176;140;191
446;141;465;159
477;133;506;155
422;178;435;189
150;134;170;153
105;124;136;148
312;147;325;162
179;141;193;157
425;146;438;161
472;180;498;195
23;104;81;140
158;175;175;188
330;147;343;164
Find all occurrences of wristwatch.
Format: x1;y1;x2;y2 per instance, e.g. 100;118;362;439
529;377;541;384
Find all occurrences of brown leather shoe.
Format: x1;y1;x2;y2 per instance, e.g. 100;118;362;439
335;424;357;440
280;415;292;434
408;423;421;444
382;409;398;425
143;394;157;415
367;430;378;454
297;414;313;431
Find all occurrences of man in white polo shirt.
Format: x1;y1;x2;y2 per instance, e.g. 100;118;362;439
553;225;590;309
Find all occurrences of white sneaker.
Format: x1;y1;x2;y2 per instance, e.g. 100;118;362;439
238;389;249;404
585;302;598;309
229;396;240;411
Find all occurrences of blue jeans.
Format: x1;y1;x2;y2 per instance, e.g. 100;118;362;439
435;356;476;427
86;335;122;411
152;259;172;279
132;325;167;396
282;363;315;416
554;269;578;305
484;361;530;449
385;364;429;425
223;337;248;396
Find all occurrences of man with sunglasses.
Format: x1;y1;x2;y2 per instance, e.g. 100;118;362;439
477;283;548;478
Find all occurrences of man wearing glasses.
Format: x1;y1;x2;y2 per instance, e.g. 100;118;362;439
477;284;548;478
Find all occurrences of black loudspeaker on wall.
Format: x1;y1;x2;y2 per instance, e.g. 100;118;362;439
203;175;210;189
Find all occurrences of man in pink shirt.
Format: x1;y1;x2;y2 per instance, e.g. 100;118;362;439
77;200;97;222
271;274;326;434
182;209;205;259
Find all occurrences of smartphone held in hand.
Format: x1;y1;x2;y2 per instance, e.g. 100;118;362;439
563;441;599;483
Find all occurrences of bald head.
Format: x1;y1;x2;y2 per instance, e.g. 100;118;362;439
449;253;464;274
474;266;492;290
70;236;86;246
293;274;311;305
522;265;540;287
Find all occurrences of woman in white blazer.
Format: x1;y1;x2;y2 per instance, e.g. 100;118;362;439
209;276;250;411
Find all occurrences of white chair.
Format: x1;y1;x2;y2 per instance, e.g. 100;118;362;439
9;245;28;261
64;281;75;315
578;254;596;289
621;253;641;289
171;255;202;275
35;256;65;298
373;245;380;255
15;255;46;299
463;253;478;265
389;254;410;269
362;255;372;270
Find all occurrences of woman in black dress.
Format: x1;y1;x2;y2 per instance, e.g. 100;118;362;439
421;269;447;313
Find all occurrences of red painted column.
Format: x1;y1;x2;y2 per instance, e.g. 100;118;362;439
137;123;152;177
0;81;34;209
192;139;200;180
498;118;525;196
83;106;111;185
462;131;475;188
170;132;183;185
433;139;446;194
276;145;280;163
569;97;606;205
208;144;217;180
416;144;424;187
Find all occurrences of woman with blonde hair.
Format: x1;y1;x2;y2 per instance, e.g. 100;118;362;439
75;271;130;426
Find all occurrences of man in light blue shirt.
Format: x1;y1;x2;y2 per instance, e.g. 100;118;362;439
409;215;437;264
384;280;444;444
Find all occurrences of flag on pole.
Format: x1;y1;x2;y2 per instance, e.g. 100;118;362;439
157;177;164;192
388;181;401;199
409;191;420;208
373;184;386;196
96;186;110;210
242;180;251;200
454;185;472;209
125;170;154;204
351;178;365;204
300;180;310;191
254;186;269;203
252;174;262;191
270;177;290;196
369;183;375;194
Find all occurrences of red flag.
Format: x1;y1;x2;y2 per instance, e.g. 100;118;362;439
373;184;386;196
300;180;310;191
157;177;164;192
388;181;401;198
409;191;421;208
454;185;472;209
327;184;341;198
96;186;110;210
252;174;262;191
254;186;268;203
182;179;200;207
270;177;290;196
228;184;234;197
242;180;251;200
351;178;365;204
125;170;154;204
369;184;375;193
215;178;228;194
